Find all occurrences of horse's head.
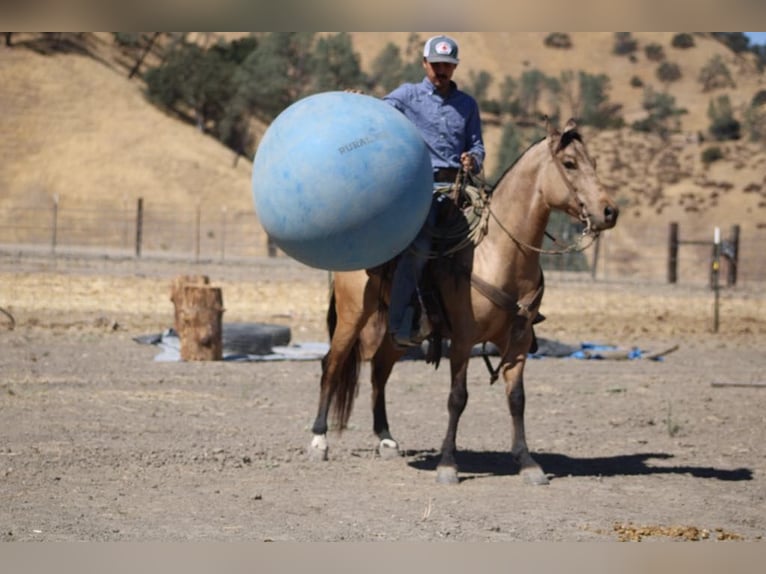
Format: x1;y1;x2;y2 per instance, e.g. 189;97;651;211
543;119;619;234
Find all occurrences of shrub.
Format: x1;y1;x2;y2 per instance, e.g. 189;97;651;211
544;33;572;49
644;43;665;62
751;89;766;108
613;32;638;56
708;95;741;141
657;61;682;83
701;146;723;165
671;33;695;49
698;54;735;92
630;76;644;88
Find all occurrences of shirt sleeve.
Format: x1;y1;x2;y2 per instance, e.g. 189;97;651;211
382;84;410;113
465;100;485;173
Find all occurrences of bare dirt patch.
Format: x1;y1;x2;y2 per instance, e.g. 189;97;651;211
1;253;764;541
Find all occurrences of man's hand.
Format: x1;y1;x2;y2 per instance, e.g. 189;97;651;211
460;152;476;172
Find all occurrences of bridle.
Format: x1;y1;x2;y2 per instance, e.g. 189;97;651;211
486;133;600;256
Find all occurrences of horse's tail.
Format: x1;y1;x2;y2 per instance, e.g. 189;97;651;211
323;278;362;430
326;284;338;338
326;338;362;430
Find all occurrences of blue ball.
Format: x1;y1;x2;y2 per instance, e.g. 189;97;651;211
252;91;433;271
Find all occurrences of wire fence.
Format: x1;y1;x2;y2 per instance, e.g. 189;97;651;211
2;197;765;288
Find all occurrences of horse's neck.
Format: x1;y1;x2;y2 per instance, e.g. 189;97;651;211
475;142;550;287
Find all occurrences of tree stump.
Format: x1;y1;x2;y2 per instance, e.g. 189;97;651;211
170;275;210;333
170;275;224;361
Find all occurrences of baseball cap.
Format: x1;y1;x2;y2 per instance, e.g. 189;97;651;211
423;35;459;65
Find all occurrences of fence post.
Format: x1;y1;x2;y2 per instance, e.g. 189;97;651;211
712;227;721;332
219;206;227;262
668;222;679;284
51;194;59;254
590;235;600;280
135;197;143;258
267;235;277;258
195;204;201;263
726;224;740;286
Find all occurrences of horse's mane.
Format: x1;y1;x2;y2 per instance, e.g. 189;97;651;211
487;135;545;194
488;126;583;193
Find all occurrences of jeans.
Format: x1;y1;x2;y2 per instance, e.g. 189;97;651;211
388;190;440;341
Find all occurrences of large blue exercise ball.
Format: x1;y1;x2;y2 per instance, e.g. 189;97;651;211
251;91;433;271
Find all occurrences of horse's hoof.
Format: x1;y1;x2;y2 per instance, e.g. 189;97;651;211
308;435;329;462
521;467;549;486
436;465;459;484
378;438;400;460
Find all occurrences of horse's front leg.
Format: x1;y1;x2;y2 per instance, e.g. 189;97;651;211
435;349;471;484
359;311;406;459
503;350;549;485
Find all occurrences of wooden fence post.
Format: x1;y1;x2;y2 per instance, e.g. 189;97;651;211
727;224;740;286
135;197;144;258
668;222;679;284
51;194;59;254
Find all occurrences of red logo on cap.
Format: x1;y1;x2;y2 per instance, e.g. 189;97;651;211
435;41;452;55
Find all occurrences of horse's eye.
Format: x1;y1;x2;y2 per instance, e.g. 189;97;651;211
563;159;577;169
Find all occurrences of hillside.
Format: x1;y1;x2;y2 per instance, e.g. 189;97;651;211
1;32;765;274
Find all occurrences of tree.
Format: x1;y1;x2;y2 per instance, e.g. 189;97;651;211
370;42;405;93
712;32;750;53
312;33;367;92
467;70;493;104
578;71;623;129
698;54;735;92
743;104;766;143
233;32;317;122
497;75;519;116
656;61;682;84
707;95;741;141
613;32;638;56
519;69;548;118
128;32;161;79
631;86;687;139
644;43;665;62
144;41;238;132
399;33;425;84
671;33;695;49
491;123;524;184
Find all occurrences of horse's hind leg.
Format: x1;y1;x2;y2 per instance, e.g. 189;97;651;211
308;325;361;461
369;333;405;459
503;355;549;485
308;290;367;461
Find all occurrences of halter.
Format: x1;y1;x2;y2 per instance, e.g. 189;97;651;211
484;133;600;256
547;130;598;237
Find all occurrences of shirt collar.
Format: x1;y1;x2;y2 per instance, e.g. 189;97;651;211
422;76;457;96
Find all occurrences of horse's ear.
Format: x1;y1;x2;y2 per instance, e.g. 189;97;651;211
544;116;560;138
563;118;577;133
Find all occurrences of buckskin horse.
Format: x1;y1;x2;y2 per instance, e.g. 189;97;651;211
308;119;619;484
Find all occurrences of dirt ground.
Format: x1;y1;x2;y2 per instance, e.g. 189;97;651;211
1;252;765;542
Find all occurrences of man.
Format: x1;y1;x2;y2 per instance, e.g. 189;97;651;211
383;34;486;348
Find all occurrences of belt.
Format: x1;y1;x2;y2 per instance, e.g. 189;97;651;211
433;168;459;183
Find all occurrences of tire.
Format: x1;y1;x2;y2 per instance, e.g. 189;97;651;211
222;322;292;356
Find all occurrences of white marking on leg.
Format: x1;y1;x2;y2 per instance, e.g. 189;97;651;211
308;434;329;461
380;438;398;449
311;434;328;451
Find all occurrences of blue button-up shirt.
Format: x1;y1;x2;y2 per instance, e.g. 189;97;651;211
383;77;485;175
